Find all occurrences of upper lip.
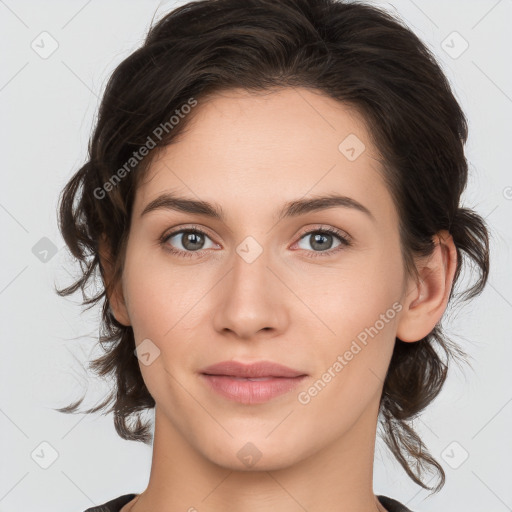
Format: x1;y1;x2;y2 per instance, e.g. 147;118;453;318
200;360;307;378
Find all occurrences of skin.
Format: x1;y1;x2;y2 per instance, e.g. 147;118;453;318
100;87;457;512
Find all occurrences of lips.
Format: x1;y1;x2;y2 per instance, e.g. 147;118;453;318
198;360;308;404
199;360;307;379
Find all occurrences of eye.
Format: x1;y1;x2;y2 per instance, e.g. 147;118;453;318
160;225;217;259
160;224;352;259
294;227;352;258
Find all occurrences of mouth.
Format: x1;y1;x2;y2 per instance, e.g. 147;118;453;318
199;374;307;404
217;376;282;381
199;360;307;379
198;360;308;404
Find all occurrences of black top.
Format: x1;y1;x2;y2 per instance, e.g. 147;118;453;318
83;493;413;511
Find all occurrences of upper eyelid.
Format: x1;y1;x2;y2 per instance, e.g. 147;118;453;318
296;225;350;240
164;224;217;242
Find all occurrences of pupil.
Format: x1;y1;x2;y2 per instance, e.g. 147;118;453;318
183;232;203;251
312;233;332;251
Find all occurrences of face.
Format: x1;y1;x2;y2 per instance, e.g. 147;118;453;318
114;87;411;470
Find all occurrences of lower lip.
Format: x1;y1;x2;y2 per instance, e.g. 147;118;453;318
200;374;307;404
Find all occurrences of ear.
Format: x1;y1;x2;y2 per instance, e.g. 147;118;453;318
98;234;131;326
396;230;457;343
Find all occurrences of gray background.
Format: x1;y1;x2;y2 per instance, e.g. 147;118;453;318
0;0;511;510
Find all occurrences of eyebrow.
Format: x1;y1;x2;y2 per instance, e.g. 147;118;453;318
140;191;376;223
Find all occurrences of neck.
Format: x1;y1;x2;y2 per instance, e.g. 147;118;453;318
130;397;386;512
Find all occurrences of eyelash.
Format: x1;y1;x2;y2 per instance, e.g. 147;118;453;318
159;224;352;260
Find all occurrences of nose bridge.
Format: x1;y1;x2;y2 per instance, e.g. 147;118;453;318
232;238;271;294
231;238;276;307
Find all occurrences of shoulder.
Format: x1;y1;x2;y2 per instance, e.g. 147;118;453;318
83;494;138;512
377;494;415;512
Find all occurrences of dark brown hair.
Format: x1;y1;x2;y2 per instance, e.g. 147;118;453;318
55;0;490;493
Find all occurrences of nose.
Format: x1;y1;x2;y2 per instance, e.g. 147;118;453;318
212;247;288;340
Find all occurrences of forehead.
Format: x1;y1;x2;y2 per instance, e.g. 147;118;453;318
134;87;394;224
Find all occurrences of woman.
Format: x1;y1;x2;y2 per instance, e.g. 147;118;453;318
56;0;490;510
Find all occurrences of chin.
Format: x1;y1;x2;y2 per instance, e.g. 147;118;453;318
198;435;310;472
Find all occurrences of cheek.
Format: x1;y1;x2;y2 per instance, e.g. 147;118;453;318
121;252;198;404
314;252;404;341
122;246;209;340
303;247;403;401
295;303;398;443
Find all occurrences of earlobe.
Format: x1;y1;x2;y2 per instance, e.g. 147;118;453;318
396;230;457;343
98;234;131;327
